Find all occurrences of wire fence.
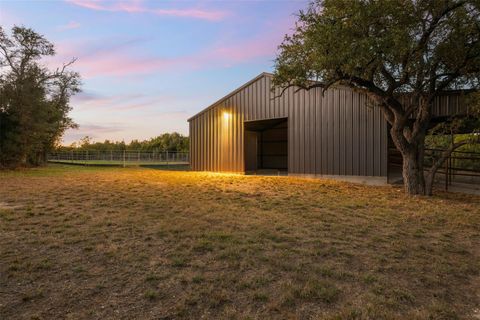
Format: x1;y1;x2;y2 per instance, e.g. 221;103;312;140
48;150;189;167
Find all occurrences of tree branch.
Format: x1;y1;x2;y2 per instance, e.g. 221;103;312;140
38;58;77;85
428;135;479;179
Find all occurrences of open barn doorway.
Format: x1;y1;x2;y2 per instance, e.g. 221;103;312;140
244;118;288;175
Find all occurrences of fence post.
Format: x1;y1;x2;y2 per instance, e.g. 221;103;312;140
166;150;169;168
445;156;448;192
138;151;140;163
123;150;126;168
449;156;452;185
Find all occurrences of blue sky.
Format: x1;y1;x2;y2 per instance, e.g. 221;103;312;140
0;0;307;144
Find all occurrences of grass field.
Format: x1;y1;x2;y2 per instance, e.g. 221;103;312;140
1;165;479;319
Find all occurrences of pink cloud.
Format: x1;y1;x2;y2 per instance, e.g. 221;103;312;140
58;21;81;30
72;92;144;109
66;0;229;21
48;32;283;78
71;90;183;114
45;10;295;79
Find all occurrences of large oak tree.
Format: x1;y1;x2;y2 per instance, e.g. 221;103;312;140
0;26;80;167
273;0;480;195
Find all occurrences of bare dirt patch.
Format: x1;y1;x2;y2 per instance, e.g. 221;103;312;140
0;164;479;319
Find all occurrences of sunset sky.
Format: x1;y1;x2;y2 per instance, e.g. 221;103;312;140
0;0;307;144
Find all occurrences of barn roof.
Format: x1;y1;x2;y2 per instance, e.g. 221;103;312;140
188;72;272;122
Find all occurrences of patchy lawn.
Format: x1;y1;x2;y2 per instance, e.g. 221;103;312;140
0;165;479;319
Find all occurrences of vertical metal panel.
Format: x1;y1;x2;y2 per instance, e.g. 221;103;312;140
251;83;256;120
367;97;374;175
201;112;206;170
380;111;388;176
194;113;197;170
315;88;322;174
260;78;266;119
345;90;352;175
304;90;310;174
237;93;244;172
321;90;328;173
310;89;316;174
351;90;358;175
215;106;220;171
298;91;305;173
339;89;345;175
244;85;250;121
191;118;195;170
327;90;335;173
205;110;209;171
288;87;295;173
334;89;340;175
373;101;381;176
198;112;201;170
227;98;232;171
272;78;278;119
358;93;366;176
263;76;269;119
254;81;259;120
295;90;302;173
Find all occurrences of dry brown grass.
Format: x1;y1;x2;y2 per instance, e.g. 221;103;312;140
0;164;479;319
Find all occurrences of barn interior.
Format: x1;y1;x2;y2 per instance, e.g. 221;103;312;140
244;118;288;174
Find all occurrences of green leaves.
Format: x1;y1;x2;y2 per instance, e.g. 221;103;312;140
0;26;81;167
274;0;480;94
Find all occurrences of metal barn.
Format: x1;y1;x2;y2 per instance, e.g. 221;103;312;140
188;72;467;183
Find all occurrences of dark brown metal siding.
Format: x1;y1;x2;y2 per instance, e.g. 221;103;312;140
189;74;389;176
398;92;469;118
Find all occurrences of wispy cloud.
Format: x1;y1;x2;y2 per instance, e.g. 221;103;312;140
58;20;81;30
72;91;153;110
66;0;229;21
50;27;287;78
63;122;127;142
71;90;186;114
76;123;126;133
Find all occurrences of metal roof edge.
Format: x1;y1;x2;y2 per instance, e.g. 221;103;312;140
187;72;273;122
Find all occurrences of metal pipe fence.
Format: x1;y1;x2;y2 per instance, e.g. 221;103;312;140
388;147;480;190
48;150;189;167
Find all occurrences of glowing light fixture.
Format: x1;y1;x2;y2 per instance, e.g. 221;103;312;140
223;112;231;120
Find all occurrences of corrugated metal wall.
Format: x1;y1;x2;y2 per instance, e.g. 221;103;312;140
188;73;468;176
399;91;469;118
189;73;388;176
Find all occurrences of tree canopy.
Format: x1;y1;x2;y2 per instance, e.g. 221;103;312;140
274;0;480;195
58;132;189;153
0;26;80;168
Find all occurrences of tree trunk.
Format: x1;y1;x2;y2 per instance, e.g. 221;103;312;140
390;127;426;196
402;150;421;195
416;136;426;195
425;172;435;196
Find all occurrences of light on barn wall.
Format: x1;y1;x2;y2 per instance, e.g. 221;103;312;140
221;111;232;170
223;112;231;121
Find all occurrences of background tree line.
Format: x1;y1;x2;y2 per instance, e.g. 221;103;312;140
0;26;189;168
57;132;189;153
0;26;80;168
